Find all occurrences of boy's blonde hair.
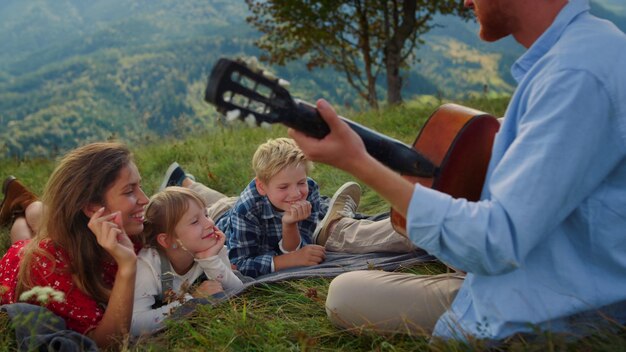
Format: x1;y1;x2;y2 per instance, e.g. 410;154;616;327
252;138;313;183
143;186;207;247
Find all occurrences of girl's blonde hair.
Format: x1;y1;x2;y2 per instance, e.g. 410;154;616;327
17;142;133;304
252;138;313;183
143;187;207;247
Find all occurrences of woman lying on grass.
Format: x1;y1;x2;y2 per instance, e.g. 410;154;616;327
0;142;148;348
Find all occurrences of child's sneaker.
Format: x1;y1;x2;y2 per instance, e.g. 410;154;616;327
313;182;361;246
159;162;195;191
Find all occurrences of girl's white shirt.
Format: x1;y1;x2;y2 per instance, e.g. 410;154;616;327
130;246;243;336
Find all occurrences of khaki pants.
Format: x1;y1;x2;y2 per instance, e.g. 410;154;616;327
188;182;237;221
325;217;417;253
325;270;464;335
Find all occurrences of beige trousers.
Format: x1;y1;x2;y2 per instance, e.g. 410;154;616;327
325;217;417;253
325;270;464;335
188;182;237;221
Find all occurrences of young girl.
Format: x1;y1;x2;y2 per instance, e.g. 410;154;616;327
131;186;243;336
0;142;149;348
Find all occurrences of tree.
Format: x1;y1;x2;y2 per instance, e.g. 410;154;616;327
245;0;470;108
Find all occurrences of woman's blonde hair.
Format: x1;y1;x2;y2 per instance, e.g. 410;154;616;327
16;142;133;304
252;138;313;183
143;187;207;247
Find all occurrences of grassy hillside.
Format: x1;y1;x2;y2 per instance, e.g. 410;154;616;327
1;0;623;160
0;1;512;159
3;97;626;351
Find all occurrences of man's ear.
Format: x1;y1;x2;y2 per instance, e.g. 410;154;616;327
255;177;267;196
82;203;103;218
156;233;172;249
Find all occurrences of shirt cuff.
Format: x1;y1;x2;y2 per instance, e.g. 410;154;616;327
406;184;452;249
278;238;302;253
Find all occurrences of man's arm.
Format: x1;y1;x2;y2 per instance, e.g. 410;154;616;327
288;99;415;217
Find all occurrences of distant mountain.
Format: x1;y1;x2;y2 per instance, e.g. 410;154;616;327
0;0;622;159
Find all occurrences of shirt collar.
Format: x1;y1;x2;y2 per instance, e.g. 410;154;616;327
249;181;280;220
511;0;590;82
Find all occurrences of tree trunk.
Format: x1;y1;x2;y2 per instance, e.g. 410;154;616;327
358;0;379;109
386;48;403;105
384;0;417;106
366;79;379;109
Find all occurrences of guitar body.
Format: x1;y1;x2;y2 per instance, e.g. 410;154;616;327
390;103;500;236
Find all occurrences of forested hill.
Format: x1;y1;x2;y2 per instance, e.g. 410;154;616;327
0;0;623;159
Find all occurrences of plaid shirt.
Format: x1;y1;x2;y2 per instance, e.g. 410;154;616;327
218;178;327;278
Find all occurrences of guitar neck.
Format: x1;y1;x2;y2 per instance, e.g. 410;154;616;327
284;99;436;178
204;57;436;177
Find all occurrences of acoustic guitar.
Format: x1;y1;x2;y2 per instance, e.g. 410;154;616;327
204;57;500;235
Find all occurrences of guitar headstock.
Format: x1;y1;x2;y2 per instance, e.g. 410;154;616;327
204;57;295;127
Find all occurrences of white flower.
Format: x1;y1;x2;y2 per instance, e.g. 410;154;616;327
19;286;65;304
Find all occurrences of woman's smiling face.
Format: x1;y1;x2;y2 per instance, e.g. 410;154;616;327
101;162;149;237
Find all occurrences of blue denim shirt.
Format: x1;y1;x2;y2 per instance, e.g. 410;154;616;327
219;178;326;278
407;0;626;340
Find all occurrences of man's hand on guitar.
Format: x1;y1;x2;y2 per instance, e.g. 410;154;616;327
291;98;416;219
288;99;369;176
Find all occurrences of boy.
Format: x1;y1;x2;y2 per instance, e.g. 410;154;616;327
216;138;361;278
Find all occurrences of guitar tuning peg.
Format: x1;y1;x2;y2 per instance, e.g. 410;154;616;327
278;79;290;88
262;70;276;81
244;56;260;71
225;109;241;122
245;113;257;127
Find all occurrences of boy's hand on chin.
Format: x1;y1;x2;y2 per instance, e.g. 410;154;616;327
282;200;312;225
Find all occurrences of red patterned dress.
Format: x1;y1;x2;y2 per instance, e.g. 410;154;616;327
0;240;118;334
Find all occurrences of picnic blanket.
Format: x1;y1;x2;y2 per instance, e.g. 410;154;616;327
242;249;433;287
171;249;435;318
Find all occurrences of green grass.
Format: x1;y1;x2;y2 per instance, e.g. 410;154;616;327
2;97;625;351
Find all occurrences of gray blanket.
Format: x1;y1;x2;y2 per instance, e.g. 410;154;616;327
172;249;435;317
243;249;433;286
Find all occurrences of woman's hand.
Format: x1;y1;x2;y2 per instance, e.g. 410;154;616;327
88;207;136;266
